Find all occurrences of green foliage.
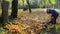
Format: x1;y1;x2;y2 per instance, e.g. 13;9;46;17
50;0;56;4
44;0;50;7
18;0;27;6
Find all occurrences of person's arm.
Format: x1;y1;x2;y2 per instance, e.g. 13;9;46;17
51;15;53;20
48;14;53;21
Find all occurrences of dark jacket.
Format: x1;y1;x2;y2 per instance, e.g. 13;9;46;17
48;9;59;18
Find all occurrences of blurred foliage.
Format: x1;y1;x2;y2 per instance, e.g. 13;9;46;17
50;0;56;4
18;0;27;6
44;0;50;8
0;0;60;9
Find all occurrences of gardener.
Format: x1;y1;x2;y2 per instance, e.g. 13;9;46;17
44;9;59;28
44;9;59;34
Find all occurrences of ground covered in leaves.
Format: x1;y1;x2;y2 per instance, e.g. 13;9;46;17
0;11;60;34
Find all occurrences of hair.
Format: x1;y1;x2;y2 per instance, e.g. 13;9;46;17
46;9;51;14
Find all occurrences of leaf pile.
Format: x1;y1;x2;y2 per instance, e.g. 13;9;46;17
4;12;60;34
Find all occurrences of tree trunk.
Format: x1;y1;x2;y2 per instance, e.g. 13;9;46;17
22;0;24;7
11;0;18;18
26;0;31;13
22;0;25;11
1;1;9;24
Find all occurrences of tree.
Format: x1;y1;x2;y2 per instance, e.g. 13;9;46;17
11;0;18;18
1;0;9;24
22;0;25;11
22;0;24;7
26;0;31;13
22;0;28;11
